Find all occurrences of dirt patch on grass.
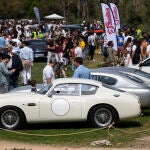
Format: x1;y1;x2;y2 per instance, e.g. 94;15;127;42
129;136;150;149
0;136;150;150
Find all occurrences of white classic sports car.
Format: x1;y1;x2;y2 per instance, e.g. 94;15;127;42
0;78;141;130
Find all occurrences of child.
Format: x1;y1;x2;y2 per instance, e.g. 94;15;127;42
29;80;37;93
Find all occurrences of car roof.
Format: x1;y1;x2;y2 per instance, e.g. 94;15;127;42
91;67;150;78
90;68;150;87
52;78;102;86
62;24;84;29
99;67;137;73
90;68;127;77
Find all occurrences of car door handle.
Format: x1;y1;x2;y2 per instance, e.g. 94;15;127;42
113;94;120;97
27;103;36;106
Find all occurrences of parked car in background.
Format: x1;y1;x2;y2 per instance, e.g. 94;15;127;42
0;78;141;130
28;39;48;61
128;57;150;74
90;69;150;108
62;24;84;34
99;67;150;87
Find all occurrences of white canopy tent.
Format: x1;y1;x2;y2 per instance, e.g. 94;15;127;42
44;14;64;20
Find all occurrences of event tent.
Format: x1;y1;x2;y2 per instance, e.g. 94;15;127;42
44;14;64;19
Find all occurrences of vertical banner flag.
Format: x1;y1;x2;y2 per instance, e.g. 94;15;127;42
33;7;40;24
110;3;120;34
101;3;117;50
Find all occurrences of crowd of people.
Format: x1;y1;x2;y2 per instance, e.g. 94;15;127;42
0;19;150;94
105;25;150;67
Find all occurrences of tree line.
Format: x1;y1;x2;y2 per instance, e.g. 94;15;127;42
0;0;149;33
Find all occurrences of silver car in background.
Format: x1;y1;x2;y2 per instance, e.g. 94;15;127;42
90;69;150;108
129;57;150;74
99;67;150;87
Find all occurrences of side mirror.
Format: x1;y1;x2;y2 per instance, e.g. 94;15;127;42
48;92;52;98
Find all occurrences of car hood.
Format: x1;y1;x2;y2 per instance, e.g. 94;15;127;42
0;92;43;103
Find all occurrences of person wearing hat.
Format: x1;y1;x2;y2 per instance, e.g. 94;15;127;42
8;49;23;90
43;58;55;86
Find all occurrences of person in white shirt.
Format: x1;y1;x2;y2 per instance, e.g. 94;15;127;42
74;42;83;58
88;31;96;61
25;29;32;41
43;59;55;86
20;41;33;85
120;49;132;67
124;31;134;44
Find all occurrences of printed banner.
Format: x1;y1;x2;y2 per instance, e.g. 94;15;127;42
33;7;40;24
110;3;120;34
101;3;117;50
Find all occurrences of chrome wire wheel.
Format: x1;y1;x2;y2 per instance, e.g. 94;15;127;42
94;108;113;127
1;109;19;129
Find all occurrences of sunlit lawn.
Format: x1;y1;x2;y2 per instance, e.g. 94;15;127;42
0;49;150;148
0;110;149;147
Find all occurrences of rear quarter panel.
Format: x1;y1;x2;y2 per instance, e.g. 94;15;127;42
81;87;141;120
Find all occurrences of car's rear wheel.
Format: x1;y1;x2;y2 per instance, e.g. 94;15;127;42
0;107;25;130
88;105;118;128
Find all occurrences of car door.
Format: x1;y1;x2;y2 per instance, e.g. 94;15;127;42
39;83;82;121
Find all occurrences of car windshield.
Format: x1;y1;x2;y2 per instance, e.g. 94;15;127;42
38;84;52;95
29;41;47;45
134;70;150;79
28;41;47;50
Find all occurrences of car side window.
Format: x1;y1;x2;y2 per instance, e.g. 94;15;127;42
52;83;80;96
100;76;117;85
81;84;98;95
91;75;117;85
91;75;101;81
38;84;53;95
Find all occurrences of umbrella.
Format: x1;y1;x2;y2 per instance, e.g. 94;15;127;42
44;14;64;20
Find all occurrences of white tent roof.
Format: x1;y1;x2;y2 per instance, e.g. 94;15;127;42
44;14;64;19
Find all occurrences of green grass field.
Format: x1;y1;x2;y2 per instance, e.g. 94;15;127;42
0;110;149;148
0;50;150;148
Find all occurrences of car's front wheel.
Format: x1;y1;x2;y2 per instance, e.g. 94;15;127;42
0;106;25;130
88;105;118;128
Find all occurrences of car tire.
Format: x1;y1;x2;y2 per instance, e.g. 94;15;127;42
0;106;26;130
88;105;118;128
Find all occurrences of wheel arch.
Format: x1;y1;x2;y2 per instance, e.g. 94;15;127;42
0;105;27;123
87;103;119;122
